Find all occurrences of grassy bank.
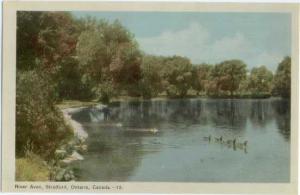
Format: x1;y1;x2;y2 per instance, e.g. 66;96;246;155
16;153;50;181
56;100;100;109
16;100;91;182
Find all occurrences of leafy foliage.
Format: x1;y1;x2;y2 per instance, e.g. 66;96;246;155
16;71;72;158
211;60;247;96
192;64;212;95
76;19;142;101
93;80;116;104
160;56;193;97
272;56;291;98
139;55;164;98
248;66;273;95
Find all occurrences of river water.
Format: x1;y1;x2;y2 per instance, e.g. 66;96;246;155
71;98;290;182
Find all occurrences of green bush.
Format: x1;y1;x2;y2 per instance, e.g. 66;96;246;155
57;57;94;101
93;80;116;104
166;84;178;98
16;71;72;159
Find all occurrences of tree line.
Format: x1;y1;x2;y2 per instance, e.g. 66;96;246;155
16;12;291;158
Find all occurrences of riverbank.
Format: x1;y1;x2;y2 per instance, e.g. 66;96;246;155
61;107;89;141
47;101;109;181
16;101;103;181
57;100;107;144
56;100;100;109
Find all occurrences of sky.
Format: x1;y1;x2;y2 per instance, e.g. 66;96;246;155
73;11;291;72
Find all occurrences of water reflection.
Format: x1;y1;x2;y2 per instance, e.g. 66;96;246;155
272;99;291;140
71;98;290;182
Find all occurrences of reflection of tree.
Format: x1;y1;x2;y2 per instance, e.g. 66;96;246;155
73;100;290;142
208;100;247;132
249;100;273;128
119;101;166;128
272;99;290;141
168;100;202;124
70;98;291;180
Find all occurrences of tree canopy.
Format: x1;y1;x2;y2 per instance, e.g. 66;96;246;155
248;66;273;95
272;56;291;98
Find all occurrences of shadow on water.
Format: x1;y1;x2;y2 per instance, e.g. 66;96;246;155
70;98;290;182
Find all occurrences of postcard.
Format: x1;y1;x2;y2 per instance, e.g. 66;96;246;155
2;1;299;194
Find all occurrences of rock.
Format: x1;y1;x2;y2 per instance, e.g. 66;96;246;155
55;150;67;155
71;151;84;160
64;173;71;181
58;160;69;167
55;149;67;159
55;169;66;181
81;144;88;151
95;104;107;110
61;108;88;141
74;144;88;153
55;149;67;154
61;151;84;165
116;123;123;127
61;159;73;164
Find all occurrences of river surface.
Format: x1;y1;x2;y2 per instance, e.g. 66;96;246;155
71;98;290;182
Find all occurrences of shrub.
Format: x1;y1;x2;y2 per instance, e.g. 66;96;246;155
16;71;72;159
166;84;178;98
92;80;116;104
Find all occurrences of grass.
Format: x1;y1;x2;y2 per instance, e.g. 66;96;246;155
16;153;50;181
56;99;99;109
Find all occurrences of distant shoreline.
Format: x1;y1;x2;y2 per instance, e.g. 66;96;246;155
57;95;289;108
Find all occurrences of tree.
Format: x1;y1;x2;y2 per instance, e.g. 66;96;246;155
109;42;142;95
17;12;83;101
272;56;291;98
76;19;142;102
17;12;43;71
139;55;164;98
16;71;72;158
248;66;273;95
16;12;83;160
17;12;79;73
192;64;212;95
162;56;193;97
57;56;93;100
211;60;247;96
